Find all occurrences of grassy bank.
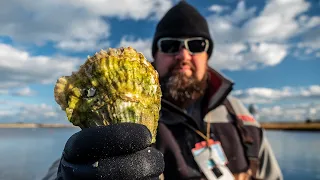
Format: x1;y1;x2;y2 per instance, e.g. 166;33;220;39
261;122;320;131
0;123;76;128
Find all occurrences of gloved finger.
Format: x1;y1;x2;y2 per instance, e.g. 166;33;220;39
63;123;152;163
60;147;164;180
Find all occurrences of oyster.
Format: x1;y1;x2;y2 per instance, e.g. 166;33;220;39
54;47;162;143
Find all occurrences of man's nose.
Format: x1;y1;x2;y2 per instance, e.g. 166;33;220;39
175;47;192;61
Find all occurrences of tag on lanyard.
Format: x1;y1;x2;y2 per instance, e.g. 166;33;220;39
191;139;234;180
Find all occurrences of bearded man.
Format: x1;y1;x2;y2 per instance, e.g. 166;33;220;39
151;1;283;180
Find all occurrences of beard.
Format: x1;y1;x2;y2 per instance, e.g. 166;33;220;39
160;63;208;108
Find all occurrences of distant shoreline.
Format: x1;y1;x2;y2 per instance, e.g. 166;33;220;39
0;122;320;131
0;123;77;128
260;122;320;131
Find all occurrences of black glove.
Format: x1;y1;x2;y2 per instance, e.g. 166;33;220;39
57;123;164;180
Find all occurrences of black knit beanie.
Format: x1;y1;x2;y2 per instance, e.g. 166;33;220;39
152;1;214;59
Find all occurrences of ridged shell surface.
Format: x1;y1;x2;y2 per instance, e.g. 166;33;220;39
54;47;162;143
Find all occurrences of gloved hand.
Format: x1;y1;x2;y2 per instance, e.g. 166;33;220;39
56;123;164;180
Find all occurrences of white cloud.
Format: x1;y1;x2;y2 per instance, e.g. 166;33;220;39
298;16;320;31
0;1;110;52
233;85;320;104
298;28;320;50
11;87;36;97
209;43;246;70
243;43;287;66
118;36;153;61
208;5;229;13
149;0;174;20
261;0;308;16
0;0;172;52
0;89;8;95
210;42;287;70
56;39;110;53
0;43;81;90
243;0;311;42
257;103;320;122
206;0;319;71
240;85;320;122
0;101;68;124
225;1;257;24
54;19;111;52
301;85;320;96
61;0;172;20
207;16;242;43
118;1;295;71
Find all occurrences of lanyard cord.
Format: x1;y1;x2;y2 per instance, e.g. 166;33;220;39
206;120;211;143
181;121;211;146
161;99;213;146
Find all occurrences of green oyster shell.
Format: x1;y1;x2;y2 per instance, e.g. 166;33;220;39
54;47;162;143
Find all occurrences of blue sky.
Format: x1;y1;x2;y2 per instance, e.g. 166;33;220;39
0;0;319;124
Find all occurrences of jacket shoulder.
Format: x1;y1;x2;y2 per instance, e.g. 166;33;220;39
226;95;261;127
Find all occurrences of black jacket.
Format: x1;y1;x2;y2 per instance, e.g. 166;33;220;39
154;68;283;180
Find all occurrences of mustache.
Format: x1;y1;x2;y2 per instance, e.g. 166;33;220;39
169;61;196;72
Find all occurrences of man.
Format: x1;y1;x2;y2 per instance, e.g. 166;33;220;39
150;1;282;180
43;1;282;180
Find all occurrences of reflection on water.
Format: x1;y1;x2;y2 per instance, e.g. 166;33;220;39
0;128;319;180
0;128;80;180
265;130;320;180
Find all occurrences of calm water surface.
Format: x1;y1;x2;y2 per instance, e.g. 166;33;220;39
0;128;319;180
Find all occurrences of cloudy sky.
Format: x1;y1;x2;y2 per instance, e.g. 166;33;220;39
0;0;319;124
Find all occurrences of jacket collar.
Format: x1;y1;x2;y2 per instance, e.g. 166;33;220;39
203;67;234;113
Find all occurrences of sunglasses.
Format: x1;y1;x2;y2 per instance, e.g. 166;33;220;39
157;37;209;55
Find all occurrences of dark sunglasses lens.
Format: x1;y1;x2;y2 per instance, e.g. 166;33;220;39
160;40;181;53
188;39;207;53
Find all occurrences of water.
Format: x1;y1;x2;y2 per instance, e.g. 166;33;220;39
0;128;80;180
265;130;320;180
0;128;319;180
